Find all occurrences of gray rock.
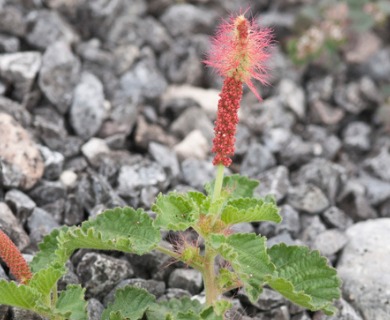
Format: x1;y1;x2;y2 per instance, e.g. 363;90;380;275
241;143;276;177
0;34;20;53
181;158;215;190
10;308;44;320
255;166;290;203
117;161;168;199
174;130;209;160
70;72;106;139
120;60;167;102
299;215;327;245
162;288;192;301
288;184;329;214
362;47;390;82
342;121;371;152
262;128;291;153
29;180;66;206
26;10;79;49
81;138;110;166
313;298;363;320
337;219;390;320
358;173;390;206
0;51;41;101
364;147;390;182
161;4;214;37
255;305;290;320
87;298;104;320
170;106;213;141
306;76;334;103
0;202;30;250
0;6;25;36
139;17;171;53
258;205;300;239
321;206;353;230
291;312;311;320
103;278;166;306
334;82;367;114
77;252;134;299
338;181;377;221
38;145;64;180
39;41;81;114
5;189;36;224
267;232;298;248
0;113;44;189
305;125;342;160
253;287;287;311
149;142;180;180
231;222;255;234
0;96;31;127
235;125;251;156
309;99;345;125
380;198;390;218
278;79;305;119
168;268;203;295
312;229;348;257
27;207;60;247
57;262;80;291
63;194;84;226
294;159;346;204
159;37;204;85
279;135;314;167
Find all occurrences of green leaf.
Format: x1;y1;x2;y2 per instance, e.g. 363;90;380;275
213;300;231;316
0;280;42;311
30;226;69;272
29;266;65;296
221;197;281;225
266;244;341;315
146;297;203;320
153;192;197;231
55;284;87;320
205;175;259;199
210;233;275;302
200;307;223;320
102;286;156;320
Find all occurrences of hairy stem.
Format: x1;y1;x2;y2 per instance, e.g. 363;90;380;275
203;246;218;306
155;244;203;271
212;164;225;203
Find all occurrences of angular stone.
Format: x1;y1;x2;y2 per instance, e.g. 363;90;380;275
181;158;215;190
38;145;64;180
0;6;25;36
321;206;353;230
81;138;110;166
29;180;66;206
288;184;329;214
342;121;371;152
87;298;104;320
313;298;363;320
241;143;276;177
5;189;36;225
255;166;290;203
26;10;79;49
174;130;209;160
358;174;390;206
305;125;341;160
0;51;41;101
0;202;30;250
299;215;327;245
312;229;348;257
258;205;300;238
27;207;60;247
278;79;305;119
263;127;291;153
310;99;345;125
253;287;287;311
139;17;171;53
0;113;44;189
168;268;203;295
337;219;390;319
39;41;81;114
279;135;314;167
70;72;106;139
364;148;390;182
76;252;134;300
149;142;180;180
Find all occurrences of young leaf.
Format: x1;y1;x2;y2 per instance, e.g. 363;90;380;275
146;297;203;320
209;233;275;302
0;280;42;311
55;284;87;320
266;243;341;315
29;266;65;296
102;286;155;320
205;175;259;199
30;226;69;272
221;197;281;225
153;192;197;231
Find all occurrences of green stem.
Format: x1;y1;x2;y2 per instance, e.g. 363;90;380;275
203;246;218;306
212;165;225;203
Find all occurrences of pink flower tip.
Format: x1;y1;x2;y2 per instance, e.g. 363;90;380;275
204;13;272;101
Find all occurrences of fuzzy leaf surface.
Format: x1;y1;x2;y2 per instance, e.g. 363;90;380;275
146;297;203;320
30;226;69;272
210;233;274;302
55;284;87;320
0;280;42;310
29;266;65;296
153;192;198;231
205;175;259;199
102;286;156;320
221;197;281;225
266;244;341;315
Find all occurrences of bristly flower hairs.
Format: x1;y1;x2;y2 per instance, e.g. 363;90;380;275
0;10;340;320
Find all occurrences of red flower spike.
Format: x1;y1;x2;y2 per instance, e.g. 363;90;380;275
0;230;32;284
204;14;272;101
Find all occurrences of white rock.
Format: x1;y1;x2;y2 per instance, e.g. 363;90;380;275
174;130;209;160
279;79;306;119
81;138;110;163
337;219;390;320
60;170;78;188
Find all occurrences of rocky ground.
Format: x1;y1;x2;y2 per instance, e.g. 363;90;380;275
0;0;390;319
